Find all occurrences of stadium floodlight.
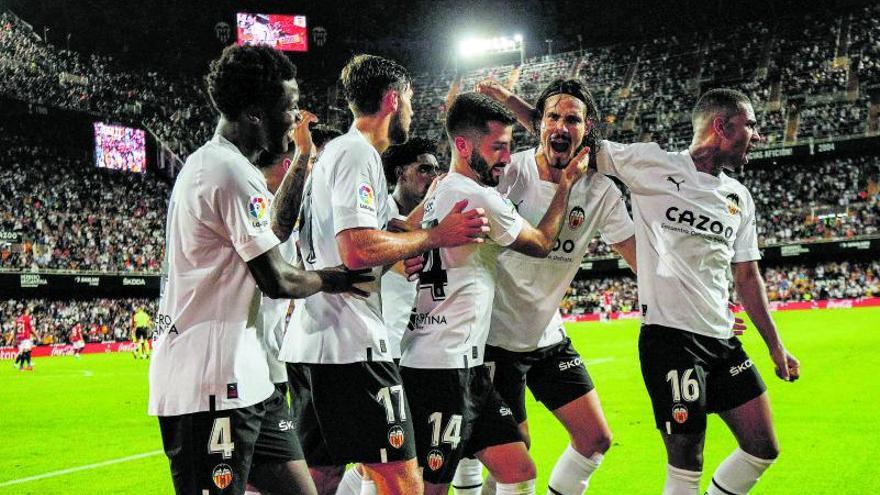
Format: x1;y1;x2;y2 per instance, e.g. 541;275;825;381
456;34;525;64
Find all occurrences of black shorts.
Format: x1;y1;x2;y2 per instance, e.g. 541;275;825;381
639;324;767;435
135;327;149;340
484;338;595;424
287;361;417;466
158;388;303;495
400;365;523;485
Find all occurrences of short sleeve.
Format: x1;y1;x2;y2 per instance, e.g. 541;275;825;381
481;189;524;247
330;148;382;234
213;160;281;262
732;189;761;263
595;140;663;193
597;182;635;245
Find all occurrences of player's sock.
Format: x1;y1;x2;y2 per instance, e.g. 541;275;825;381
547;444;603;494
335;466;366;495
663;465;701;495
705;447;775;495
452;457;484;494
496;479;535;495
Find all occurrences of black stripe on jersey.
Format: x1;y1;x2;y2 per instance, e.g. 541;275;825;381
548;486;564;495
367;347;373;362
209;395;216;412
710;478;737;495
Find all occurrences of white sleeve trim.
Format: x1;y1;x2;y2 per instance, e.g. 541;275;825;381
236;231;281;262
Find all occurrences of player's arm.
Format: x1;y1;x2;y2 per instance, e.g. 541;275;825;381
509;147;590;257
611;235;637;273
247;246;373;299
271;111;317;242
476;78;540;133
732;261;800;382
337;199;488;270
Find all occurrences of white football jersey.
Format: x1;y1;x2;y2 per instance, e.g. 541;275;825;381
381;198;417;359
489;149;634;351
400;172;524;369
596;141;760;339
259;236;297;383
149;134;279;416
278;125;392;364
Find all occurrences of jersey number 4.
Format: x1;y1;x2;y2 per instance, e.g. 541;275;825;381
418;220;448;301
208;417;235;459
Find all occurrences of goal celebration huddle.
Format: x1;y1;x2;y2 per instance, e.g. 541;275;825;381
149;44;800;495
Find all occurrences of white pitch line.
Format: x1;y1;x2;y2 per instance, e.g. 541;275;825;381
0;450;164;487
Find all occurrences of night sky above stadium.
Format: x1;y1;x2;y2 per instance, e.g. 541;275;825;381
5;0;875;75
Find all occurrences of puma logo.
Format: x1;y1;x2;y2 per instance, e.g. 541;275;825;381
666;176;684;191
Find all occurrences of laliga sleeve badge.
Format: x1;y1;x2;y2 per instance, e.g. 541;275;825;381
672;404;688;424
388;425;405;449
358;182;375;211
212;463;234;490
427;449;445;471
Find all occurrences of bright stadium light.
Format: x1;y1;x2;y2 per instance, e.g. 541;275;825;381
457;34;523;60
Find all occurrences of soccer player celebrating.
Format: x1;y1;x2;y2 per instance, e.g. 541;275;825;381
455;78;636;495
278;54;488;495
400;92;590;495
148;45;372;495
335;137;444;495
599;89;800;495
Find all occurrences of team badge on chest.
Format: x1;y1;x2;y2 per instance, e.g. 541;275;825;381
568;206;585;230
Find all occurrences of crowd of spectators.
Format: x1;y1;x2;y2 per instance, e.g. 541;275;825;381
561;259;880;315
0;129;169;272
0;297;156;346
3;5;880;272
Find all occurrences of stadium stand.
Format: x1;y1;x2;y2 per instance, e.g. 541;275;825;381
562;259;880;316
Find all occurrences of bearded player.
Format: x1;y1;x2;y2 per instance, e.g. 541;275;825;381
278;54;488;495
447;78;635;495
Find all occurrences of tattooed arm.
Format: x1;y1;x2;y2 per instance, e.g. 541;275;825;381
272;110;317;242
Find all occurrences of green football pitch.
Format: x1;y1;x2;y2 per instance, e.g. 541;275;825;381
2;307;879;494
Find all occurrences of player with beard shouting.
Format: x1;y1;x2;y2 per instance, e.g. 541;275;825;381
399;92;591;495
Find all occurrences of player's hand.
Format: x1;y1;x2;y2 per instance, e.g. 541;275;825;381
476;78;512;103
770;345;800;382
729;302;746;335
316;265;374;297
290;110;318;157
560;146;591;187
432;199;490;247
386;217;411;233
404;254;425;281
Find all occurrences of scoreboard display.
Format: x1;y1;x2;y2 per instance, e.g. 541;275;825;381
93;122;146;173
236;13;308;52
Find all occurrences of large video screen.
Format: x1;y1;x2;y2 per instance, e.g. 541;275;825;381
93;122;146;173
236;13;308;52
